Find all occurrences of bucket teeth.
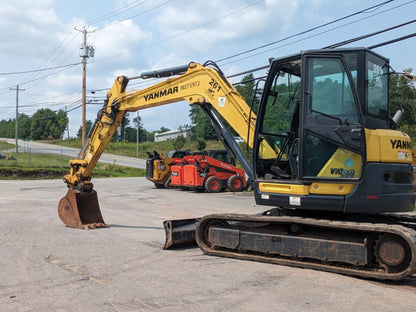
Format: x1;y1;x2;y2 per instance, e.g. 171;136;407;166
58;188;108;229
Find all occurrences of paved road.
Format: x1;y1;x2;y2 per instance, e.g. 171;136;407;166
1;177;415;311
0;138;147;169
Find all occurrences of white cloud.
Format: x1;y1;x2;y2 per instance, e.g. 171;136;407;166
46;71;81;93
93;20;153;60
148;53;189;70
151;0;300;57
27;7;59;25
0;0;414;138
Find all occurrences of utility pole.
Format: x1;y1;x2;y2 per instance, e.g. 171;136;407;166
10;85;25;153
136;111;140;157
75;27;95;146
65;105;70;144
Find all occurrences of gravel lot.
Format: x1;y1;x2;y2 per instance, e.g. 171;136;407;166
1;177;415;311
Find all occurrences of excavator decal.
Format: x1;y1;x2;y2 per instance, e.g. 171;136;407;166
143;86;179;101
390;139;411;149
179;81;200;90
208;78;222;92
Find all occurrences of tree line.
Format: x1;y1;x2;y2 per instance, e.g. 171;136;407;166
0;108;67;140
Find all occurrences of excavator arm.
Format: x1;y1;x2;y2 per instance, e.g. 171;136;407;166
58;61;274;229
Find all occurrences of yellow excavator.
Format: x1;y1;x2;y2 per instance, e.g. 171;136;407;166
59;48;416;280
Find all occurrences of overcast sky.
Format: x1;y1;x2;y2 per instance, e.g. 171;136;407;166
0;0;415;138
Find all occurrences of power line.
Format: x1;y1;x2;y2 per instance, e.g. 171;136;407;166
2;0;403;87
214;0;395;63
16;58;81;96
19;30;79;86
0;62;82;76
67;104;85;113
93;0;413;84
95;0;264;62
219;0;416;68
96;0;175;31
76;0;152;29
17;63;81;87
15;1;158;89
227;24;416;80
324;18;416;48
3;0;414;121
99;19;416;92
369;32;416;49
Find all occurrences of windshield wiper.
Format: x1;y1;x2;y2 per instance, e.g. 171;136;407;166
311;109;343;125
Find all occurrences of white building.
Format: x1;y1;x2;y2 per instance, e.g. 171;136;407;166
154;127;192;142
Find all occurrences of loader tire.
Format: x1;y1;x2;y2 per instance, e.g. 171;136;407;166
227;175;244;192
205;176;221;193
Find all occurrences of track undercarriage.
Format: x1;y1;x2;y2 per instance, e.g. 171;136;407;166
194;210;416;281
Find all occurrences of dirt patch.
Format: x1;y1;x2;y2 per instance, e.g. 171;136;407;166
0;168;67;179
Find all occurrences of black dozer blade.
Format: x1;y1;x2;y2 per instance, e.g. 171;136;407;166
163;218;200;249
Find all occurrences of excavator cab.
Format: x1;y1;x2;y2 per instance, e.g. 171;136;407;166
195;49;416;280
253;48;414;213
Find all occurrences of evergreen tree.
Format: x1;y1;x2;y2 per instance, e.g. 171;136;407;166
0;119;14;138
235;73;262;114
189;105;218;140
77;120;93;139
18;114;32;139
390;68;416;125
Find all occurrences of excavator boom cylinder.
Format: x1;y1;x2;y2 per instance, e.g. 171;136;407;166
140;64;189;79
58;188;108;229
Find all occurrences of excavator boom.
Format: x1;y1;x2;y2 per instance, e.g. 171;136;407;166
58;61;273;229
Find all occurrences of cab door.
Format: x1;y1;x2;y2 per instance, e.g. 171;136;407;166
299;54;365;181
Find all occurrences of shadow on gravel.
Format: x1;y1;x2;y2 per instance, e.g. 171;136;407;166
109;224;163;230
369;275;416;290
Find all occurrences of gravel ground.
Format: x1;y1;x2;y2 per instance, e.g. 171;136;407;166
1;177;415;311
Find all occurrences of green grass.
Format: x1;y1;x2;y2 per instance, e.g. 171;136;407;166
48;139;227;158
0;141;14;151
1;152;67;168
0;152;145;180
1;138;242;180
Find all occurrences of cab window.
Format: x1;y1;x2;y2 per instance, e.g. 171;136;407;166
308;58;358;124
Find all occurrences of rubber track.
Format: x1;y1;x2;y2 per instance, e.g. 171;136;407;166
195;213;416;281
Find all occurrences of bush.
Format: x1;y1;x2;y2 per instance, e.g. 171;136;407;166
196;138;207;151
172;136;186;150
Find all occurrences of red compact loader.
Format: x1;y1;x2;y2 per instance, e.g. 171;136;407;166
170;154;246;192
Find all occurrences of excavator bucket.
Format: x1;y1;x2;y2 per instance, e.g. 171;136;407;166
163;218;199;249
58;188;108;229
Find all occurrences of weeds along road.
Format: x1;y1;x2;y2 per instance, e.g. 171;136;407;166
1;177;416;311
0;138;147;169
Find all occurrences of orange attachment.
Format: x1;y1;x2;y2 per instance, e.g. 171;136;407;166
58;188;108;229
